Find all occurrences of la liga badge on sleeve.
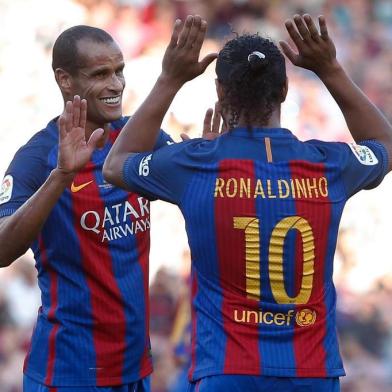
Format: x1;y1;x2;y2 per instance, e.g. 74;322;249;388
348;143;378;165
0;175;13;205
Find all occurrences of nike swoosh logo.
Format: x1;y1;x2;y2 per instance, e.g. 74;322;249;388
71;180;93;193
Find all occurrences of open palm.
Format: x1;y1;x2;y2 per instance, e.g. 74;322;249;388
57;96;104;174
161;15;218;86
280;14;338;78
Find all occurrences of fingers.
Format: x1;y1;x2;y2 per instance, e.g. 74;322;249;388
177;15;193;48
220;121;228;134
58;112;67;140
303;14;320;40
87;127;105;151
72;95;81;127
191;18;206;52
203;108;213;135
293;14;311;42
59;95;86;139
318;15;329;39
168;19;182;48
286;14;328;45
176;15;208;53
65;100;73;133
180;133;190;141
80;98;87;130
279;40;299;65
185;15;202;49
284;19;305;52
202;103;223;140
211;102;221;134
199;52;218;73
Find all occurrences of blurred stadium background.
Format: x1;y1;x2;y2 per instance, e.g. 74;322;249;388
0;0;392;391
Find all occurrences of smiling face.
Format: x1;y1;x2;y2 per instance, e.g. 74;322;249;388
59;38;126;130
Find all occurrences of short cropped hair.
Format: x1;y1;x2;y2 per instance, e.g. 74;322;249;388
52;25;114;75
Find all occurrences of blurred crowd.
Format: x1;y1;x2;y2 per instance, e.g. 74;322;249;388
0;0;392;391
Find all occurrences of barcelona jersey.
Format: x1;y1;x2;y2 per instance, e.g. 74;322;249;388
122;127;389;381
0;117;172;387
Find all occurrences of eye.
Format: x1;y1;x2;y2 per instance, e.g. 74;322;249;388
115;68;124;77
94;70;108;79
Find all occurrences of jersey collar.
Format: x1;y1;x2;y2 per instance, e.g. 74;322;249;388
226;127;296;139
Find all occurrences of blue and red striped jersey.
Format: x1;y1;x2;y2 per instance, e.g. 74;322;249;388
122;127;389;381
0;117;172;387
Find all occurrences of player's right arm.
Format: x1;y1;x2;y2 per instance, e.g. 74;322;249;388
0;170;74;267
280;14;392;171
0;96;103;267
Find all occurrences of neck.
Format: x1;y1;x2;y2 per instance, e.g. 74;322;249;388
223;106;282;130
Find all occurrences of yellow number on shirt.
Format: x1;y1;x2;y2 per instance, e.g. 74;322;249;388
233;216;315;304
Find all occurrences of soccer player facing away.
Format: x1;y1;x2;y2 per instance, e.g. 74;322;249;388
0;26;172;391
104;14;392;392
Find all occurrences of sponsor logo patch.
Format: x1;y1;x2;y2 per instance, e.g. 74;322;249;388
348;143;378;165
233;307;317;327
0;175;13;205
295;308;317;327
71;180;93;193
139;154;152;177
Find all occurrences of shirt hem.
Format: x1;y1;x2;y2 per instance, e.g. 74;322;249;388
190;367;345;382
24;365;153;387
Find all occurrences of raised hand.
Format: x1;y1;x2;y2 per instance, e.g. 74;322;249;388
57;95;104;175
202;102;227;140
161;15;218;86
180;102;227;141
279;14;339;77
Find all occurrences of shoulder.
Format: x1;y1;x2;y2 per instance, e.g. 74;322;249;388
111;116;130;130
306;139;385;165
304;139;345;151
303;139;350;162
14;119;59;160
158;138;215;157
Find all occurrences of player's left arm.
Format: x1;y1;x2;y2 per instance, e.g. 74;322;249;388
103;15;217;189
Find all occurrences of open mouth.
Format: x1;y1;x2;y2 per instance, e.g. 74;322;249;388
99;96;121;105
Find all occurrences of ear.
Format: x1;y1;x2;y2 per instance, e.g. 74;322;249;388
55;68;73;94
281;77;288;102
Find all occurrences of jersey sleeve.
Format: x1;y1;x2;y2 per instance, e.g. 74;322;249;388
0;132;52;218
122;142;191;205
312;140;389;198
339;140;389;197
154;129;174;150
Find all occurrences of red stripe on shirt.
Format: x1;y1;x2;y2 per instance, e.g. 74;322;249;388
38;236;59;385
215;160;261;374
130;193;153;378
290;161;329;377
109;128;121;144
71;167;126;385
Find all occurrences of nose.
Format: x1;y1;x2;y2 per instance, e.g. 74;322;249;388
108;73;124;92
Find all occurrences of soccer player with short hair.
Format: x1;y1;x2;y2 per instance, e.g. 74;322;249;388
104;14;392;392
0;26;172;392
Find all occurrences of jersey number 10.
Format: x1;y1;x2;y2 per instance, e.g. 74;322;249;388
233;216;315;305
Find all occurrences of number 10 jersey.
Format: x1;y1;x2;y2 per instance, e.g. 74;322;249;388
122;127;389;381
